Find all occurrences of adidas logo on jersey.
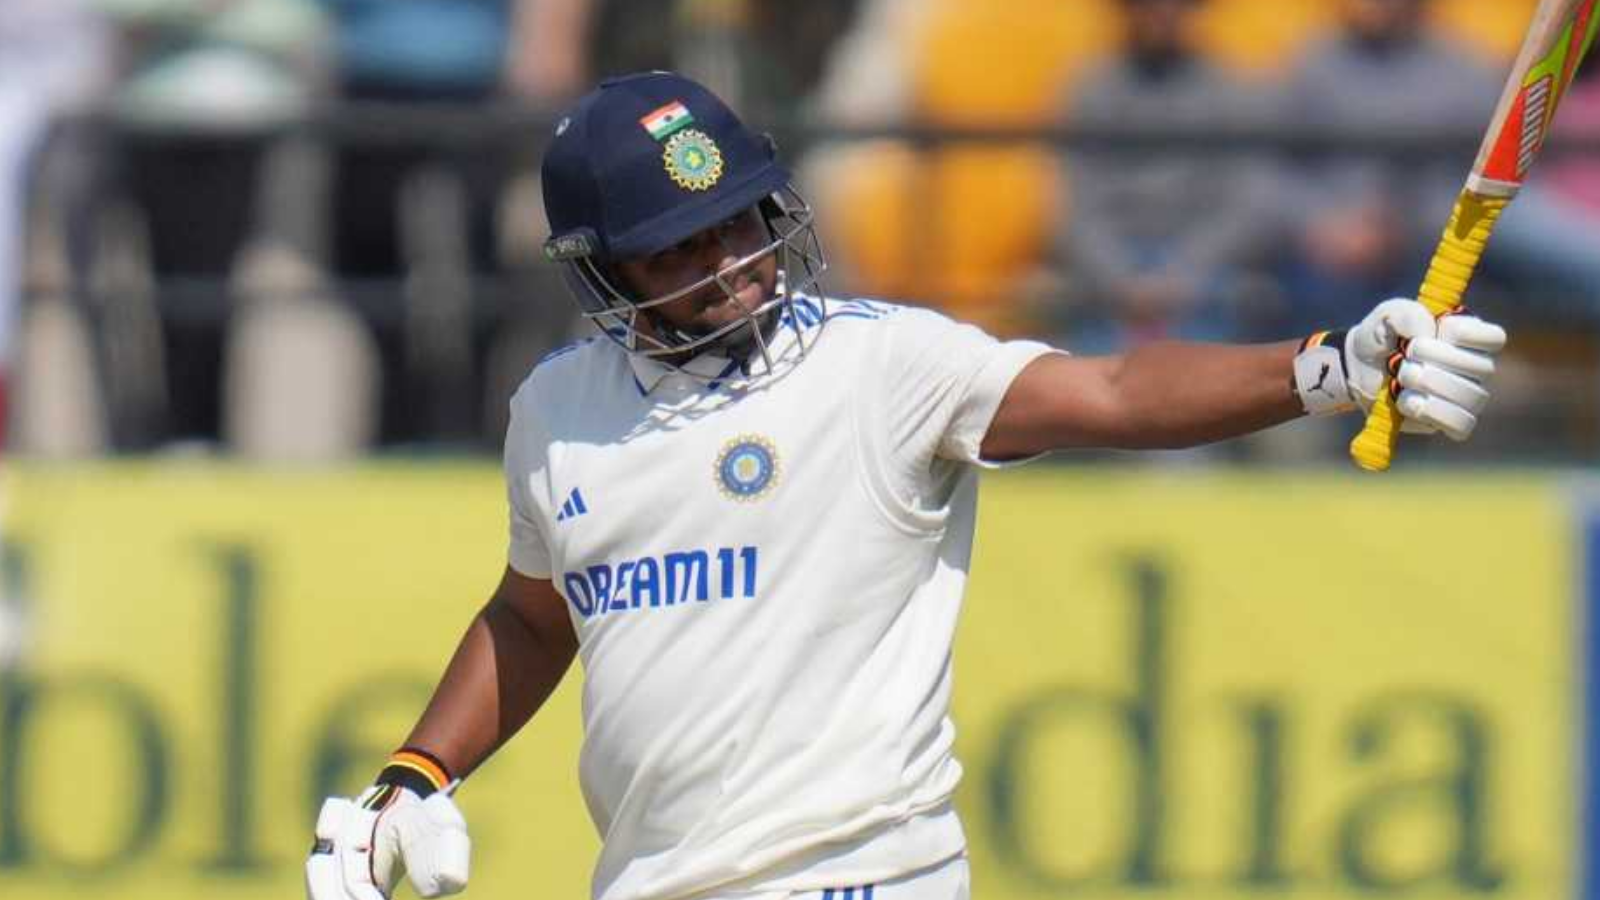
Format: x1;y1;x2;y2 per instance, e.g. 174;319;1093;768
555;487;589;522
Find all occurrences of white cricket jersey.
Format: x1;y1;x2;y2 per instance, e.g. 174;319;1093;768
503;297;1057;900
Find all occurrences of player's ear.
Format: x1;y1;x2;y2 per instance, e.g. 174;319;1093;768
600;261;639;302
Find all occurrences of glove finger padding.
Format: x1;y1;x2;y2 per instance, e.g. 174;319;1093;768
375;791;471;898
1345;299;1439;412
1407;336;1497;381
1397;359;1491;415
307;798;388;900
1352;299;1436;360
1342;298;1506;441
1437;314;1507;354
1394;313;1503;441
1398;389;1478;441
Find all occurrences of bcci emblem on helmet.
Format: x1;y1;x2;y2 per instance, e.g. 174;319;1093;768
664;129;725;191
715;435;780;501
539;71;829;375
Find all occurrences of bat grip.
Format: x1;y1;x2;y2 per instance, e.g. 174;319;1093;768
1348;191;1507;472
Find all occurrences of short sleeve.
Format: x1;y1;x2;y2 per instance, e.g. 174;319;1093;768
879;306;1060;469
503;384;553;579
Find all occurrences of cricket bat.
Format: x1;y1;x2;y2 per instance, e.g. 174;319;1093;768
1350;0;1600;472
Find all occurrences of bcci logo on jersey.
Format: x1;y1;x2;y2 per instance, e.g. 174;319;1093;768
715;435;780;501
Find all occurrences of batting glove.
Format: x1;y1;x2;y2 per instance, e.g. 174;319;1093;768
1293;298;1507;441
306;779;469;900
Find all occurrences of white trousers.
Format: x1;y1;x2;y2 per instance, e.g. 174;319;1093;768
711;854;970;900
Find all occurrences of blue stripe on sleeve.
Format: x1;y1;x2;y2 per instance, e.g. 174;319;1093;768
534;338;591;369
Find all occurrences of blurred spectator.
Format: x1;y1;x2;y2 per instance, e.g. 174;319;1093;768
1;0;113;453
805;0;925;126
109;0;325;131
320;0;859;447
318;0;592;447
0;0;111;661
572;1;860;118
329;0;560;102
1279;0;1500;333
91;0;327;448
320;0;576;279
807;0;1122;336
688;0;862;118
1544;54;1600;217
1051;0;1283;352
507;0;600;102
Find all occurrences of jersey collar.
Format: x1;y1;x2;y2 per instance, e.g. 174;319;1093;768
626;349;742;395
623;295;820;396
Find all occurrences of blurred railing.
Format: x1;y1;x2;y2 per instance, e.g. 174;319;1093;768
20;105;1600;462
113;100;1600;152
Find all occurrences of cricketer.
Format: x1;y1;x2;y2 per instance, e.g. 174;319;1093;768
305;71;1505;900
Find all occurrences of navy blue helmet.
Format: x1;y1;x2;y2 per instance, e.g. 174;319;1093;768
540;72;827;373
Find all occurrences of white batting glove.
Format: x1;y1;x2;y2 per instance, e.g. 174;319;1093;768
306;787;470;900
1349;299;1505;440
1294;298;1507;441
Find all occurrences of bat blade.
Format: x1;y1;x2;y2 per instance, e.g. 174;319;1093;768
1350;0;1600;472
1469;0;1600;195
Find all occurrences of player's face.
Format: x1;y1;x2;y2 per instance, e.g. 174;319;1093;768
1124;0;1197;56
613;207;780;342
1343;0;1423;41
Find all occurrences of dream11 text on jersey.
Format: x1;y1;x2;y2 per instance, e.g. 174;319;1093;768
561;546;760;618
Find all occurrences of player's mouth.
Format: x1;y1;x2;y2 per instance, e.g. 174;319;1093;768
697;276;766;314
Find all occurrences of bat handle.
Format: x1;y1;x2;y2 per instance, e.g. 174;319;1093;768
1349;191;1507;472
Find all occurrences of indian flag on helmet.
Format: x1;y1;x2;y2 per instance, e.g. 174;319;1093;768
640;101;694;141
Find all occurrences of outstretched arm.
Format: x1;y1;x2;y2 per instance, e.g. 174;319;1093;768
982;340;1303;458
406;566;579;778
981;300;1508;461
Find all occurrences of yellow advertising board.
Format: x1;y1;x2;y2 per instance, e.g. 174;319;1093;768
954;470;1574;900
0;465;1576;900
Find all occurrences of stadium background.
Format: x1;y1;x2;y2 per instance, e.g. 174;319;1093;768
2;1;1599;898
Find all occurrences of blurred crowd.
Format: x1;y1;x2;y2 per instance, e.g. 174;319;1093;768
4;0;1599;462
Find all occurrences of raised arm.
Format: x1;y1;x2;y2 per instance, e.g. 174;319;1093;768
980;300;1508;461
982;340;1303;458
